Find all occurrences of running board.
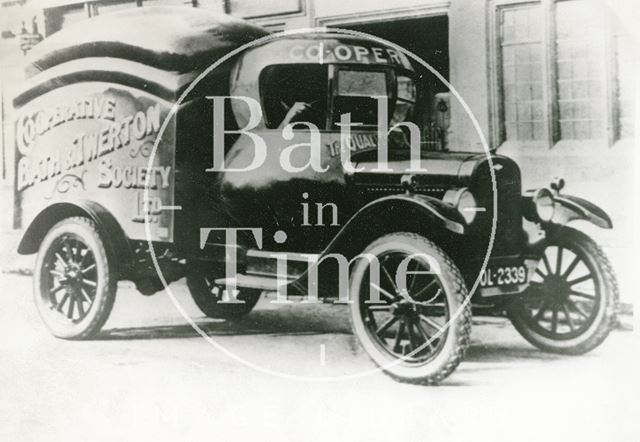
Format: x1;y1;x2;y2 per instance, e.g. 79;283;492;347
245;250;319;279
214;274;295;291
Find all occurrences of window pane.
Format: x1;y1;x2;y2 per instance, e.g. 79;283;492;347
500;5;546;142
260;65;328;129
145;0;191;5
227;0;301;18
337;70;387;97
615;31;637;139
397;76;416;103
96;1;138;16
555;1;607;140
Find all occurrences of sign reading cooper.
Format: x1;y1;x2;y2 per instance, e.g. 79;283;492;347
288;42;407;65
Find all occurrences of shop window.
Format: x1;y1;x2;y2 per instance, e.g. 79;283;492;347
44;4;89;35
495;0;635;147
226;0;302;19
555;0;606;140
499;5;546;141
615;31;636;139
143;0;194;6
94;1;139;16
0;85;5;183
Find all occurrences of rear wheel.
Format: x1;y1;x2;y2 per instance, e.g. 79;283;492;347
34;217;117;339
508;227;618;354
349;233;472;385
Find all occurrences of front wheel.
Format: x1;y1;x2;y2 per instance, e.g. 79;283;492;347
33;217;117;339
349;233;472;385
508;226;618;355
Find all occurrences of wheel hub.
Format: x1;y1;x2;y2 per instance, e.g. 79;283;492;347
391;299;416;316
544;275;571;301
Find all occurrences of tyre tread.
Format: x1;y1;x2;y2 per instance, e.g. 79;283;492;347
34;216;116;340
509;227;618;355
353;232;472;385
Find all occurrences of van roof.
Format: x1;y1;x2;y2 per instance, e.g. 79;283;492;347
25;6;268;76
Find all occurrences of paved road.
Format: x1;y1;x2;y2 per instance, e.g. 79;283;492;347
1;273;638;442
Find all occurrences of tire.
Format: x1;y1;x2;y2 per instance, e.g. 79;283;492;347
508;226;618;355
186;266;261;319
349;232;472;385
33;217;117;339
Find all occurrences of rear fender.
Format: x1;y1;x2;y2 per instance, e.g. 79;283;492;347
17;200;133;275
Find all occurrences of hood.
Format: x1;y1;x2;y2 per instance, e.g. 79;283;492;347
353;152;477;188
351;152;520;194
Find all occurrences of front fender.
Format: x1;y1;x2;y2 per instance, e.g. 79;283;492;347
553;194;612;229
523;191;612;229
353;194;465;235
322;193;465;259
285;193;465;298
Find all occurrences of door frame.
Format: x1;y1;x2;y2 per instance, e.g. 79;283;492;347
314;2;450;28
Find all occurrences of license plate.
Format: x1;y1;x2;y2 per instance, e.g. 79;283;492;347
480;263;528;287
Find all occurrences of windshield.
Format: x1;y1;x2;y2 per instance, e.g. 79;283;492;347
260;64;416;131
333;70;387;126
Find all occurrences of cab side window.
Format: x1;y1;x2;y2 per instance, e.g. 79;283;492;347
260;64;328;129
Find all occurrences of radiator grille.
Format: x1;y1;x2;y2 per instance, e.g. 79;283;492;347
467;156;523;257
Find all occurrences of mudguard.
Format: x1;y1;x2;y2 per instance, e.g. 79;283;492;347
552;194;612;229
272;193;465;298
523;191;612;229
321;193;465;260
17;200;133;274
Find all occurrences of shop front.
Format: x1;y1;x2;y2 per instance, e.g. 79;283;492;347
1;0;637;249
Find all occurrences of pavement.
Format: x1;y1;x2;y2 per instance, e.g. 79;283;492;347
1;272;638;442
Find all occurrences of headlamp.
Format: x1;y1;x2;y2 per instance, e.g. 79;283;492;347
534;188;555;222
444;188;479;224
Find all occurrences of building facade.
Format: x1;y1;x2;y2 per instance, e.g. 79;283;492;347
1;0;637;247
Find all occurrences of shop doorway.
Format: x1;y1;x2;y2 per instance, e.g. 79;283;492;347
335;15;450;150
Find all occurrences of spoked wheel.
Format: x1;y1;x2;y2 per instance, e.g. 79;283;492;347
186;265;261;319
34;217;117;339
509;227;618;355
350;233;472;385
